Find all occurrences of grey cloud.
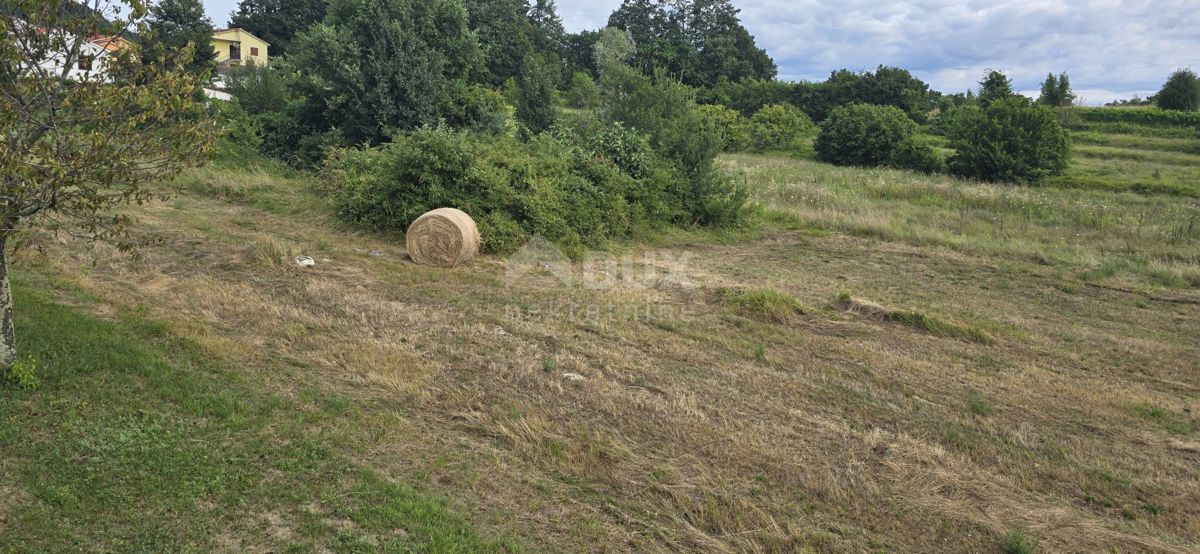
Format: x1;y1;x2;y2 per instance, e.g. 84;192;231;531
554;0;1199;104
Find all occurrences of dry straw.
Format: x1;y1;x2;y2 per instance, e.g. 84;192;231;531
405;208;481;268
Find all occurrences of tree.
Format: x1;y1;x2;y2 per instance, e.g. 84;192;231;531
687;0;776;88
143;0;217;76
1;0;217;369
814;66;932;122
528;0;566;56
564;71;601;109
946;97;1070;183
287;0;479;146
563;30;600;77
1156;69;1200;112
607;0;774;88
515;53;558;132
229;0;326;57
1038;72;1076;107
977;70;1014;107
463;0;537;86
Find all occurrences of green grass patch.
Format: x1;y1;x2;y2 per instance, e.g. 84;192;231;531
0;278;517;552
1002;529;1040;554
1130;404;1196;435
726;287;805;323
966;393;993;417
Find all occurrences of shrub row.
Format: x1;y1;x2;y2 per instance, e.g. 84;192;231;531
1071;107;1200;127
322;125;707;256
698;103;815;153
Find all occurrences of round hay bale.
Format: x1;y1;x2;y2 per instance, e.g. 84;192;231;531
405;208;480;268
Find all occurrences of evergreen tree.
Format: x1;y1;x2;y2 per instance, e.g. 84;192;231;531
516;53;558;132
287;0;478;145
528;0;566;55
229;0;326;57
462;0;537;86
1156;69;1200;112
1038;72;1075;107
977;70;1014;107
143;0;217;76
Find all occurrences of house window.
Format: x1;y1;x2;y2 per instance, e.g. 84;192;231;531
250;47;259;57
78;55;93;71
229;43;241;60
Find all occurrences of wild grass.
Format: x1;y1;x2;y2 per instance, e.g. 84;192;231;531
726;154;1200;289
726;287;805;323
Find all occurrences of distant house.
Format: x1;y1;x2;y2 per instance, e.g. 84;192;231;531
31;28;111;81
88;33;134;52
211;28;269;72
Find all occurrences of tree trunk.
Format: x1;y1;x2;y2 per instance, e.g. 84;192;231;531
0;237;14;370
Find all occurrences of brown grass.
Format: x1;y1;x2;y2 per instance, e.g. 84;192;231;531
14;163;1200;552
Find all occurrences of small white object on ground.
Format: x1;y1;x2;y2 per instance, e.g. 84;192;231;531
562;373;584;382
295;256;316;268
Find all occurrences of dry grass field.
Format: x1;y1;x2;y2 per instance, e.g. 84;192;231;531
4;144;1197;552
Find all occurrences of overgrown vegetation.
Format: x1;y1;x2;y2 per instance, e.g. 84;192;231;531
815;103;942;173
946;97;1071;183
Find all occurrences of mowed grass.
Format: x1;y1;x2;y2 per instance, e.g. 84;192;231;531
0;273;517;552
5;116;1200;552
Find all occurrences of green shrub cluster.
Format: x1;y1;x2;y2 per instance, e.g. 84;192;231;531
1071;106;1200;127
322;126;690;255
946;97;1070;183
814;103;943;173
697;104;751;152
599;59;747;226
748;103;814;151
564;71;601;109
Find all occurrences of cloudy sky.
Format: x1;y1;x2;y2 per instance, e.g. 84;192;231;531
201;0;1199;105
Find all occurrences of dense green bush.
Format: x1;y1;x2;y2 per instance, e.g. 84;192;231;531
697;104;750;152
946;97;1070;183
814;103;941;172
564;71;601;109
210;103;265;166
322;127;687;255
1156;69;1200;112
748;103;814;151
599;52;746;225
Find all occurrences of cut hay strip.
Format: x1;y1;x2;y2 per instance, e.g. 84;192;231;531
405;208;481;268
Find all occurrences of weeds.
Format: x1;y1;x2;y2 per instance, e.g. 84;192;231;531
2;357;39;391
967;393;993;416
1003;530;1040;554
727;287;804;323
834;293;994;344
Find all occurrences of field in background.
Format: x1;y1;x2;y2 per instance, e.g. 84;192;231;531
2;113;1198;552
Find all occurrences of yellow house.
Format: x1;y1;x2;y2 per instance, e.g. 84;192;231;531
211;28;269;69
